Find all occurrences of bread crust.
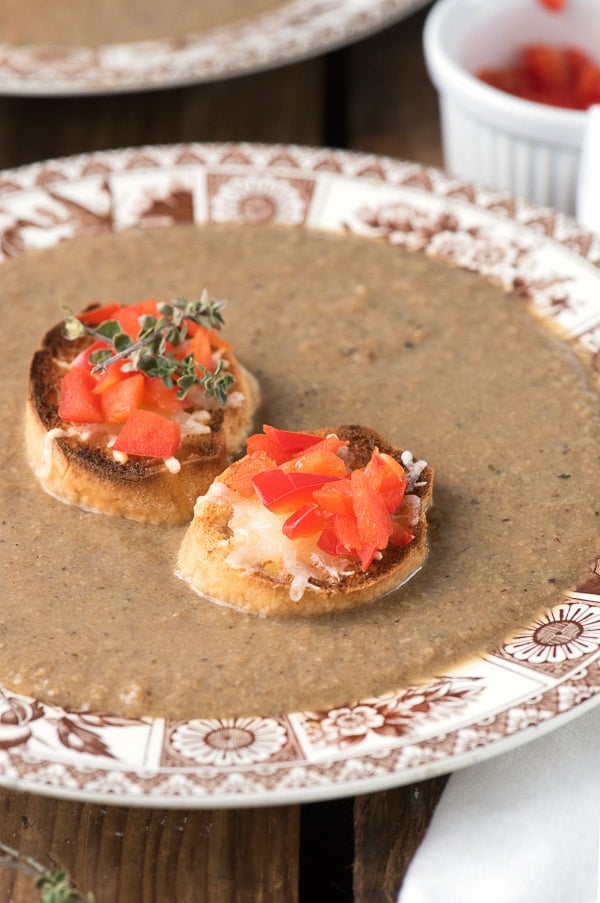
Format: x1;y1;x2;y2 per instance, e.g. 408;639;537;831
25;317;261;525
176;424;434;617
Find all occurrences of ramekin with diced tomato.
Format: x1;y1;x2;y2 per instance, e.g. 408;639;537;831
423;0;600;222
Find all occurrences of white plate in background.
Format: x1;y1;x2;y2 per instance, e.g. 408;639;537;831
0;0;431;96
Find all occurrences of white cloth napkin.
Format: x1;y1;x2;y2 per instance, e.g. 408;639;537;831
397;704;600;903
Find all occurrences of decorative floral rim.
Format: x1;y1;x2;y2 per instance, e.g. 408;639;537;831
2;141;600;808
0;0;429;96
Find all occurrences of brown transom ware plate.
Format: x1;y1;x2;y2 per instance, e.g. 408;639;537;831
0;0;430;96
1;143;600;807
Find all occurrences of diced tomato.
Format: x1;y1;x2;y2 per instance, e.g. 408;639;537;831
333;512;363;552
539;0;566;10
477;64;532;98
187;322;232;352
575;59;600;108
390;498;419;546
77;302;121;326
313;478;354;516
187;326;213;371
317;528;350;558
71;339;111;371
100;373;145;424
140;376;184;415
58;367;105;423
281;436;348;477
243;426;417;570
564;47;589;78
246;425;324;465
227;451;278;498
112;299;160;339
363;451;408;513
477;42;600;110
92;360;126;394
251;469;340;514
316;522;380;570
389;527;414;547
282;503;330;539
524;45;570;92
317;523;377;569
112;408;181;458
351;469;392;548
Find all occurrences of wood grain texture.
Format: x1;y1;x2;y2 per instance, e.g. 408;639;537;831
345;4;441;165
0;793;300;902
0;56;325;170
353;777;449;903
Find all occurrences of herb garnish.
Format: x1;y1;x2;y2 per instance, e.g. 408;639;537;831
62;292;234;406
0;840;94;902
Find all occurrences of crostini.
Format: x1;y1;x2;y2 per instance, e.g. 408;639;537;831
25;294;260;525
176;424;434;617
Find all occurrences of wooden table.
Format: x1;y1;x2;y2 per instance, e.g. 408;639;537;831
0;5;449;901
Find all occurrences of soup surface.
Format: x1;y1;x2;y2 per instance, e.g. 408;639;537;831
1;223;599;720
0;0;288;46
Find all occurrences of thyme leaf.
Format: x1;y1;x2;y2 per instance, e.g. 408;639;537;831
61;292;234;405
0;840;94;902
36;869;94;903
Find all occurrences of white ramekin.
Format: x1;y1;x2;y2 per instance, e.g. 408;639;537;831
423;0;600;218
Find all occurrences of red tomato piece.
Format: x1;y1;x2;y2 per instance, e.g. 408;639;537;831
313;478;354;516
564;47;589;78
188;326;213;371
317;528;350;558
70;339;110;371
92;361;126;394
282;436;348;477
357;543;379;571
227;451;277;498
539;0;566;10
113;409;181;458
112;299;160;339
77;302;121;326
141;376;184;416
333;512;363;552
282;503;330;539
363;451;408;513
251;469;340;514
246;426;324;465
477;64;534;99
100;373;145;424
351;469;392;548
389;527;414;547
575;59;600;107
477;41;600;111
317;521;378;571
183;321;230;350
390;497;419;546
58;367;105;423
524;45;571;92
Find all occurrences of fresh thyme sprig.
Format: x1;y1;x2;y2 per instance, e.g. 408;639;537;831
36;869;94;903
0;840;94;902
61;292;235;406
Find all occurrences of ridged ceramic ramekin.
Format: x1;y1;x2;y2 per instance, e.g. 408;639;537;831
423;0;600;218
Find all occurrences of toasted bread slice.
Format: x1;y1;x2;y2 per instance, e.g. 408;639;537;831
176;424;434;617
25;315;261;525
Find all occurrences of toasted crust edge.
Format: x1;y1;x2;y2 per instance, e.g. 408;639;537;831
176;424;434;617
25;319;261;525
